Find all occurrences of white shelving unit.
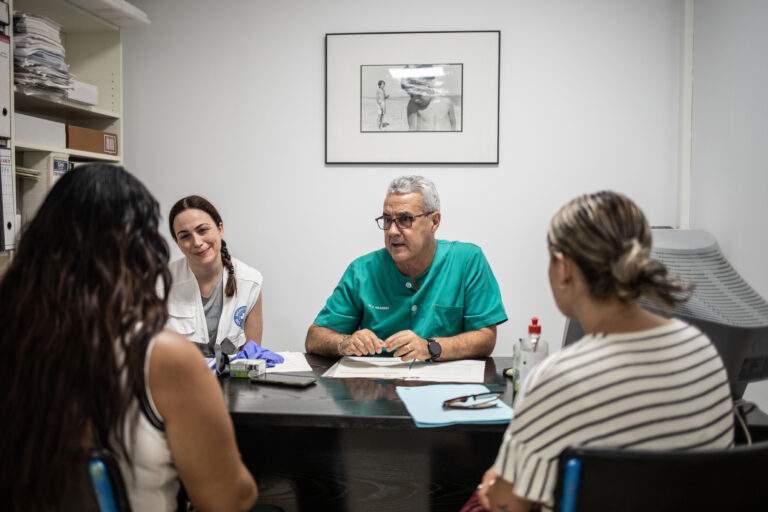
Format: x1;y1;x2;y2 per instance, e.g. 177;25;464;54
1;0;133;273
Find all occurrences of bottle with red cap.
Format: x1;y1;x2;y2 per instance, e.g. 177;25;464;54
514;317;550;396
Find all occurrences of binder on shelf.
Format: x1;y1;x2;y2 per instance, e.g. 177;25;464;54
1;147;15;250
0;2;8;26
0;34;10;139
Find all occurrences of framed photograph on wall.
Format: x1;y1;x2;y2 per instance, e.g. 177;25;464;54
325;31;500;164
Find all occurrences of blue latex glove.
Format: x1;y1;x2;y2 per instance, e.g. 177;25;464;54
231;340;285;368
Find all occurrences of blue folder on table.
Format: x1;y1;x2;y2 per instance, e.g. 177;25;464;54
396;384;513;428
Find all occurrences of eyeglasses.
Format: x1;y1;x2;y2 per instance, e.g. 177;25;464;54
442;391;503;409
375;212;434;230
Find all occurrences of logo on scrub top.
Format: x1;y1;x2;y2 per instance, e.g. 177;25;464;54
234;306;246;327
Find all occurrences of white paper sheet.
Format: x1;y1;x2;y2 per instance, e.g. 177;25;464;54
265;351;313;373
324;356;485;383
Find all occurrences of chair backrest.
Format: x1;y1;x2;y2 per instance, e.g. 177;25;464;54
89;448;132;512
553;442;768;511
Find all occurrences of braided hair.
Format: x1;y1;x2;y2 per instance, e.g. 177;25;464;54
169;195;237;297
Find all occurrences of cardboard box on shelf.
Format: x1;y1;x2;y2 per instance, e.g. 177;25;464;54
66;125;118;156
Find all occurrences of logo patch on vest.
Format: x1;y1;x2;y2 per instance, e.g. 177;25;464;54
234;306;246;327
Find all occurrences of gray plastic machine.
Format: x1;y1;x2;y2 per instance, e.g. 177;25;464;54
646;228;768;400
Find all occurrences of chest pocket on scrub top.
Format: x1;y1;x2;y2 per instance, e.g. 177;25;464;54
431;304;464;337
167;304;197;339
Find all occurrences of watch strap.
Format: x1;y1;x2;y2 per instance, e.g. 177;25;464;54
426;338;441;361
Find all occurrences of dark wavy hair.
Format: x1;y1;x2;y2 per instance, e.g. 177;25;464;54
169;195;237;297
0;164;171;510
547;190;691;308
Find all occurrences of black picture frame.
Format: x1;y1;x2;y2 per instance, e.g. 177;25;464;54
325;31;500;164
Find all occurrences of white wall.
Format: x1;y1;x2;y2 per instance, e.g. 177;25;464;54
691;0;768;409
122;0;684;355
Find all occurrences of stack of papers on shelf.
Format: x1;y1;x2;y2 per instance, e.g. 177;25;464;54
396;384;513;428
13;13;71;98
323;356;486;383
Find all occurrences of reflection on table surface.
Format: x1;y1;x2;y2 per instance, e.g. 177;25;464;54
223;354;512;429
228;354;514;511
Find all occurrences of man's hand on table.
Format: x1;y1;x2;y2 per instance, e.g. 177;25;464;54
338;329;384;356
386;330;430;361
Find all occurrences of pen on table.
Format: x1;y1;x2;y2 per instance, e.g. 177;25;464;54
409;358;417;369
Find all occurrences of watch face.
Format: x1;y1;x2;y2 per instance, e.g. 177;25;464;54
428;339;441;358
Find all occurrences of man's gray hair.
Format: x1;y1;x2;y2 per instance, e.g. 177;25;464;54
386;175;441;212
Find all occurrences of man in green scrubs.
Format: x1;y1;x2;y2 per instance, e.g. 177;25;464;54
305;176;507;362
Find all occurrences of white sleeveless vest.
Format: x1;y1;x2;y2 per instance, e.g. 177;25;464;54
165;257;263;349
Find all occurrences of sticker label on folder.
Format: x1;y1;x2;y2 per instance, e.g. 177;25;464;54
53;159;68;171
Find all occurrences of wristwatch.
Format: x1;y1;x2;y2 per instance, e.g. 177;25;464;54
426;338;442;361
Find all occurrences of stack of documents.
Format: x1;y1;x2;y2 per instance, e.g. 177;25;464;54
324;356;486;383
397;384;513;428
264;352;312;373
13;13;71;97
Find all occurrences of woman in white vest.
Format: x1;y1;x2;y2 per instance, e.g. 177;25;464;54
167;195;263;355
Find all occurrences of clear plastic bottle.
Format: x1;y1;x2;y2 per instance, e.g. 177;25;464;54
515;317;549;395
508;337;522;392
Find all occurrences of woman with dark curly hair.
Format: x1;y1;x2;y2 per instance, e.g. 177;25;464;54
473;191;734;512
0;164;257;511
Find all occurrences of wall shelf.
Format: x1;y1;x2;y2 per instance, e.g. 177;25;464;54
15;141;121;162
14;87;120;121
0;0;131;267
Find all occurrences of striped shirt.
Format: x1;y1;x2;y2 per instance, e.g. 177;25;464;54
493;319;734;510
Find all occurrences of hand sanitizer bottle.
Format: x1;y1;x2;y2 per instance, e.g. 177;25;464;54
507;337;522;392
515;317;549;395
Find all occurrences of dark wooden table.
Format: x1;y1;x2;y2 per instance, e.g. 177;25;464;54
223;354;514;512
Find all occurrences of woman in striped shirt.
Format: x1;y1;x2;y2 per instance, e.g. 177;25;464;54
477;191;734;512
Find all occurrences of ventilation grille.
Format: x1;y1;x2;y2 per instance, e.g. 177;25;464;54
651;242;768;328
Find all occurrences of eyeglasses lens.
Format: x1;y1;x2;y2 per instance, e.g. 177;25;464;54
377;216;414;230
444;392;502;409
396;216;413;228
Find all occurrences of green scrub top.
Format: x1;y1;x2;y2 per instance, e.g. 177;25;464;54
314;240;507;340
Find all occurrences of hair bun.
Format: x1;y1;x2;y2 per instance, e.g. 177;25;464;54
611;239;649;300
548;191;691;308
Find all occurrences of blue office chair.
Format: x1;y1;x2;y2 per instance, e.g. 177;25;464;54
554;441;768;511
89;448;132;512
